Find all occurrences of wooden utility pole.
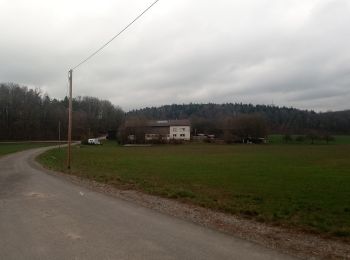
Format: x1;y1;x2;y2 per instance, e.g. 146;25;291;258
58;120;61;149
67;69;73;169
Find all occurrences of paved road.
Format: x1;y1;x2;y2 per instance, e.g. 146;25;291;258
0;147;296;260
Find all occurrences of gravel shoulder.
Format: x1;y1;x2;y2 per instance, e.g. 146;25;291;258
33;153;350;260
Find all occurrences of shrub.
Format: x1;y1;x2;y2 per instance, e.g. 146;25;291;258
283;134;293;143
295;135;306;142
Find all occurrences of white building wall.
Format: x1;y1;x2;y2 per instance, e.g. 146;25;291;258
169;126;191;140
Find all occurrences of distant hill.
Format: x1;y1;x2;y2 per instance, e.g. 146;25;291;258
128;103;350;134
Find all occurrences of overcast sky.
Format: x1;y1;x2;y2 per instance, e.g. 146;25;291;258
0;0;349;111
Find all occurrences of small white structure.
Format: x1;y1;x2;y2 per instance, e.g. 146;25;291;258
88;138;101;145
128;135;136;141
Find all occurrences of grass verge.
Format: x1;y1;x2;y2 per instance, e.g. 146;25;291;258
0;142;60;157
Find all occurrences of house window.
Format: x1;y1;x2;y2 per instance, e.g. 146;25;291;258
173;134;177;137
180;134;185;137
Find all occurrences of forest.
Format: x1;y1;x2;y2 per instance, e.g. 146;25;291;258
128;103;350;135
1;82;349;141
0;83;124;140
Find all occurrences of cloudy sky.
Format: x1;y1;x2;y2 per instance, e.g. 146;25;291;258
0;0;349;111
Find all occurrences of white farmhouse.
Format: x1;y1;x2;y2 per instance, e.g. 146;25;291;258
169;124;191;140
145;119;191;141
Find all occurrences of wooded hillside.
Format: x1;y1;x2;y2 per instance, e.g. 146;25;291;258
1;83;349;140
128;104;350;135
0;83;124;140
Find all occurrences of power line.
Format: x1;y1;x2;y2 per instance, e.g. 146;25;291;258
72;0;161;70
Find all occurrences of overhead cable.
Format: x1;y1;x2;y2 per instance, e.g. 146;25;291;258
72;0;160;70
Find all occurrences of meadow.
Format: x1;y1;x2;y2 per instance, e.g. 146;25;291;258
38;141;350;238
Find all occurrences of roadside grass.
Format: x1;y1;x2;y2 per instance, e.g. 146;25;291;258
268;134;350;145
0;142;59;157
38;141;350;239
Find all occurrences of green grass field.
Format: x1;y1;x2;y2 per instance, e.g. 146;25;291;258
38;141;350;238
0;142;59;157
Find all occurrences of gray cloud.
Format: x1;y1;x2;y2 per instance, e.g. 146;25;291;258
0;0;349;111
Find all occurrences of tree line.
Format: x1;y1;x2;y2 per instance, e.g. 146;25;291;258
128;103;350;136
0;83;124;140
1;83;349;141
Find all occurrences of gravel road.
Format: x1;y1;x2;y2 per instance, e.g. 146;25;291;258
0;147;296;260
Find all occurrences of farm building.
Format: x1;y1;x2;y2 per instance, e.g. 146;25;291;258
124;119;191;143
145;120;191;141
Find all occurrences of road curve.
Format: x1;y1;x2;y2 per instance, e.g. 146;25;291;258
0;147;296;260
